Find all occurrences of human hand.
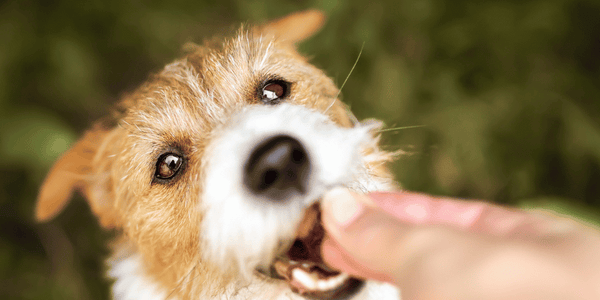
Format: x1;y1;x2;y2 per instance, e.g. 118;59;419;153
320;188;600;300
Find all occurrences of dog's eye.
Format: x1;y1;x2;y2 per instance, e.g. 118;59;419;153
155;153;183;180
260;80;290;104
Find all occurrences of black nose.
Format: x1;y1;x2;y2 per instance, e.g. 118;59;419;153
244;135;310;200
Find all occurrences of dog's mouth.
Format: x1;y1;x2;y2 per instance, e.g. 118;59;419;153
270;247;363;299
258;203;364;299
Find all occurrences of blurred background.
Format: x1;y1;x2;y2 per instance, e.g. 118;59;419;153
1;0;600;298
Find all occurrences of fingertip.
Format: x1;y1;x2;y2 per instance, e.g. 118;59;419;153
322;187;366;229
321;236;395;284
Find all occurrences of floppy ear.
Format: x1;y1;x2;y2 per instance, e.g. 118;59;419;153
36;125;112;223
260;9;326;44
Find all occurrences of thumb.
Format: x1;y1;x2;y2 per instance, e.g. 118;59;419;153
319;188;600;300
319;188;510;300
320;187;412;283
320;187;520;283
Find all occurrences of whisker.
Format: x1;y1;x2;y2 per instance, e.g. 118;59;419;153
324;42;365;113
379;125;426;132
167;258;201;298
344;104;360;126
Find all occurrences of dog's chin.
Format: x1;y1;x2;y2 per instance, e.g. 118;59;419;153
256;203;364;300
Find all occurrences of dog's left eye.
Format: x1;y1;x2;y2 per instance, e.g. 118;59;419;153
260;80;290;104
155;153;183;180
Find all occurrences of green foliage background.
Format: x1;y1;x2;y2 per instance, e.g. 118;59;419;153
1;0;600;298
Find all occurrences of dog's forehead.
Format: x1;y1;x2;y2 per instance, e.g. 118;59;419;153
120;30;325;139
184;31;321;105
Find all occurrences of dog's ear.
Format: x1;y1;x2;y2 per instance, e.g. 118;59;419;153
36;125;118;227
260;9;326;44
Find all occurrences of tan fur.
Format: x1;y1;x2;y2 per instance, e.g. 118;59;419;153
37;10;394;299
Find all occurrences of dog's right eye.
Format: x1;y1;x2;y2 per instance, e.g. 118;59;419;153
155;153;183;180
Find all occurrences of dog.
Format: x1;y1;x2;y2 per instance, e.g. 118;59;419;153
35;10;401;300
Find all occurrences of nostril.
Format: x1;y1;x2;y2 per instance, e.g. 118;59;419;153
244;135;310;200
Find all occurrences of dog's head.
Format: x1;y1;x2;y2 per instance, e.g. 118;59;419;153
36;10;395;299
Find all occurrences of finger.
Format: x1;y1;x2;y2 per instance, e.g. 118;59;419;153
368;191;528;234
367;191;577;240
320;188;590;300
320;188;425;279
321;236;394;283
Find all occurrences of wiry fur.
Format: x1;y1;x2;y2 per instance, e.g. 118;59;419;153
200;104;391;279
36;10;400;300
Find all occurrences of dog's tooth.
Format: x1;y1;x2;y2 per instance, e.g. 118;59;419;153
325;278;339;291
326;273;348;291
291;267;351;292
330;278;342;289
332;274;346;289
336;273;349;282
316;279;330;291
314;272;350;291
322;279;335;290
333;273;349;286
292;268;317;290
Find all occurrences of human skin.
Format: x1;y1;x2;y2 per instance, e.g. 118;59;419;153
320;187;600;300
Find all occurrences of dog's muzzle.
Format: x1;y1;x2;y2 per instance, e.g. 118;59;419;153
243;134;364;299
201;104;377;298
256;200;364;299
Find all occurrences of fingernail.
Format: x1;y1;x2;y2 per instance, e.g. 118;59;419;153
323;187;365;227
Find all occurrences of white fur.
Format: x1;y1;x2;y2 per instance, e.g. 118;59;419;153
200;104;376;276
108;250;400;300
108;250;168;300
109;104;401;300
